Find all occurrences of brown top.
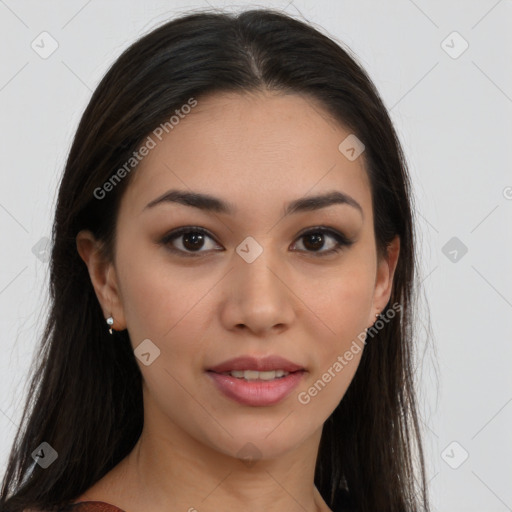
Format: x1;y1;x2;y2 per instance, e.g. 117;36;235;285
59;493;354;511
61;502;126;512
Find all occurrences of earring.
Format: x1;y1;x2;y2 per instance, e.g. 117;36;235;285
106;316;114;335
375;312;380;318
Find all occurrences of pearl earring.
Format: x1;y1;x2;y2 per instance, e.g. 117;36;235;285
106;316;114;335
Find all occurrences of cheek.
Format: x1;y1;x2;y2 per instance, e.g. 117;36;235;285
116;243;214;352
296;278;369;417
119;264;214;406
298;348;363;417
294;254;374;406
303;255;376;336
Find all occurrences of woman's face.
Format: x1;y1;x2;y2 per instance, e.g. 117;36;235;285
79;91;398;462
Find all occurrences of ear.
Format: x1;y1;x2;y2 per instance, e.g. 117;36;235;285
368;235;400;327
75;230;126;332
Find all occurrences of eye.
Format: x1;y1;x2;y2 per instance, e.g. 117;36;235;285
291;227;354;256
160;225;354;257
160;226;221;257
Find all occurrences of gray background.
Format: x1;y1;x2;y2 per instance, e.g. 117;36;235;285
1;1;511;510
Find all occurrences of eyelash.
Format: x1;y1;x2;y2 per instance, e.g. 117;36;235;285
160;225;354;258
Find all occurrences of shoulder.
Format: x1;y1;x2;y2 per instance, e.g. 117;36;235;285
26;502;126;512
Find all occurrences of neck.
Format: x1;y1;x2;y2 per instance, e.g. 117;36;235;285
106;406;331;512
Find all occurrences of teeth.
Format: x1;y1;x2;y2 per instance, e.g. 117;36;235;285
221;369;291;380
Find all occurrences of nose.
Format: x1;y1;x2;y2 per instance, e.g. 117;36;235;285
220;244;295;336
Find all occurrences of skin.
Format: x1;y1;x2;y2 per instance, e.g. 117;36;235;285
76;90;400;512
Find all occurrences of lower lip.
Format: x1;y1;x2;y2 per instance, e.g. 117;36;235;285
206;370;305;406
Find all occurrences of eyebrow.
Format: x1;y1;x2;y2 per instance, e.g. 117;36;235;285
144;189;363;217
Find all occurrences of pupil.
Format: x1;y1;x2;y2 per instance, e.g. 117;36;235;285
183;232;204;251
304;233;323;251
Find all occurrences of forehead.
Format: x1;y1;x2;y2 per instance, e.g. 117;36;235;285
120;91;371;221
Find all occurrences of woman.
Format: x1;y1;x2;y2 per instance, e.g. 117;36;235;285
0;8;431;512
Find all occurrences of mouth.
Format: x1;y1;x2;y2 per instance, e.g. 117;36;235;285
205;355;307;406
206;364;306;406
207;368;303;381
206;354;305;374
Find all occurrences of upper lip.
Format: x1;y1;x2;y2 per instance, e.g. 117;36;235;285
207;355;305;373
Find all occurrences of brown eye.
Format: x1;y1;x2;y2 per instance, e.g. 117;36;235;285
181;231;206;251
161;227;221;256
302;232;325;251
292;228;353;256
160;225;353;258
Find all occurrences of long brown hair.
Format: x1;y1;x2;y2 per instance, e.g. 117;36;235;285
0;8;430;512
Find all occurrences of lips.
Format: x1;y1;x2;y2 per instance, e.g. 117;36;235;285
207;370;305;406
207;355;305;374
